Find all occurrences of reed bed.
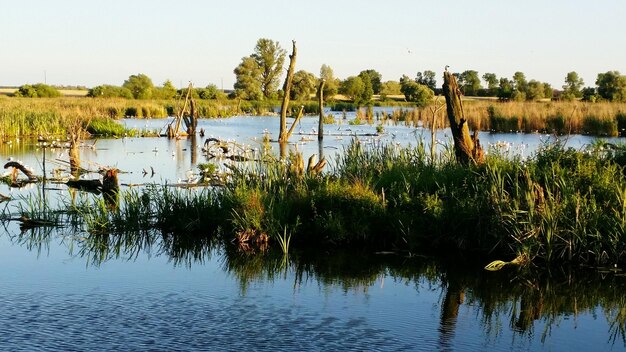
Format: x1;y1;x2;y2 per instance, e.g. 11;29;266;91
410;100;626;136
18;138;626;268
0;97;242;139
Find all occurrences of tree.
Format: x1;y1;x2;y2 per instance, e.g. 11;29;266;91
233;38;286;100
562;71;584;101
234;56;263;100
416;70;437;90
482;73;498;96
400;80;434;106
16;83;61;98
340;76;365;103
197;84;224;100
358;69;382;94
291;70;317;100
512;71;528;94
320;64;338;102
87;84;132;99
153;80;177;100
498;78;513;100
122;73;154;99
459;70;482;96
357;71;374;104
543;82;554;100
380;80;402;100
596;71;626;102
526;80;545;101
251;38;286;99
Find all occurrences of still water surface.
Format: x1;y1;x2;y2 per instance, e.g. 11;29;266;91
0;115;624;351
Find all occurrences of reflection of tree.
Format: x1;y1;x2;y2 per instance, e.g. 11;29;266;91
6;223;626;347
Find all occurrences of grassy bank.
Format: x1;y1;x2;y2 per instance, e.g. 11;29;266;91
28;140;626;268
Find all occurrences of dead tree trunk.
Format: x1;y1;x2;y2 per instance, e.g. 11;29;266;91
317;79;325;141
442;71;484;164
278;40;297;143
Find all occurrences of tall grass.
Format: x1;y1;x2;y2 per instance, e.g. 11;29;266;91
0;97;242;139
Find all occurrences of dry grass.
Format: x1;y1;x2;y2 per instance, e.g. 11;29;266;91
409;100;626;136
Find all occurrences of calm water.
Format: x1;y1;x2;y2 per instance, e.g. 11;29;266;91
0;115;625;351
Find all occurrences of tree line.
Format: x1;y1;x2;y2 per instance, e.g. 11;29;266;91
8;38;626;104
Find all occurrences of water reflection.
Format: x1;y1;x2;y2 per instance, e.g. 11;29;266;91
7;224;626;348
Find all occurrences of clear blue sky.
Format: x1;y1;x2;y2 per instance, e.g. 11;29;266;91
2;0;625;90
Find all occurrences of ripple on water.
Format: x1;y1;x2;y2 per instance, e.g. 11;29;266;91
0;290;421;351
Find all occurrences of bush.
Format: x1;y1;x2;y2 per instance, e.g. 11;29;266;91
16;84;61;98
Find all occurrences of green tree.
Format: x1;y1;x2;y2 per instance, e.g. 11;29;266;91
498;78;513;100
234;56;263;100
526;80;545;101
291;70;317;100
512;71;528;94
482;73;498;93
596;71;626;102
320;64;339;102
251;38;286;99
562;71;584;100
459;70;482;96
122;73;154;99
16;83;61;98
153;80;177;99
400;80;434;106
543;82;554;100
340;76;365;103
357;71;374;103
416;70;437;90
197;84;224;100
87;85;132;98
358;69;382;94
380;80;402;100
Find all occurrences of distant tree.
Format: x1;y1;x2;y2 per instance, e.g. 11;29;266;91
482;73;498;90
561;71;584;101
153;80;178;100
87;84;132;98
512;71;528;94
357;71;374;103
380;80;402;100
459;70;482;96
526;80;545;101
581;87;599;102
16;83;61;98
197;84;224;100
400;80;434;106
233;38;286;100
543;82;554;100
320;64;339;102
340;76;365;103
291;70;317;100
596;71;626;102
122;73;154;99
234;56;263;100
498;78;513;100
358;69;382;94
251;38;286;99
416;70;437;90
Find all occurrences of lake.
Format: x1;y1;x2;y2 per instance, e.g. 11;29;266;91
0;115;624;351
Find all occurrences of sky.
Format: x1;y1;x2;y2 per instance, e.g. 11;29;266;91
1;0;625;90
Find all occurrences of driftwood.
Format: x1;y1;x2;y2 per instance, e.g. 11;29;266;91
65;168;119;195
4;161;38;182
442;70;484;164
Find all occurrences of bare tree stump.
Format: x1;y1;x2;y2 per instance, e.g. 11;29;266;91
278;40;297;143
442;71;484;164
